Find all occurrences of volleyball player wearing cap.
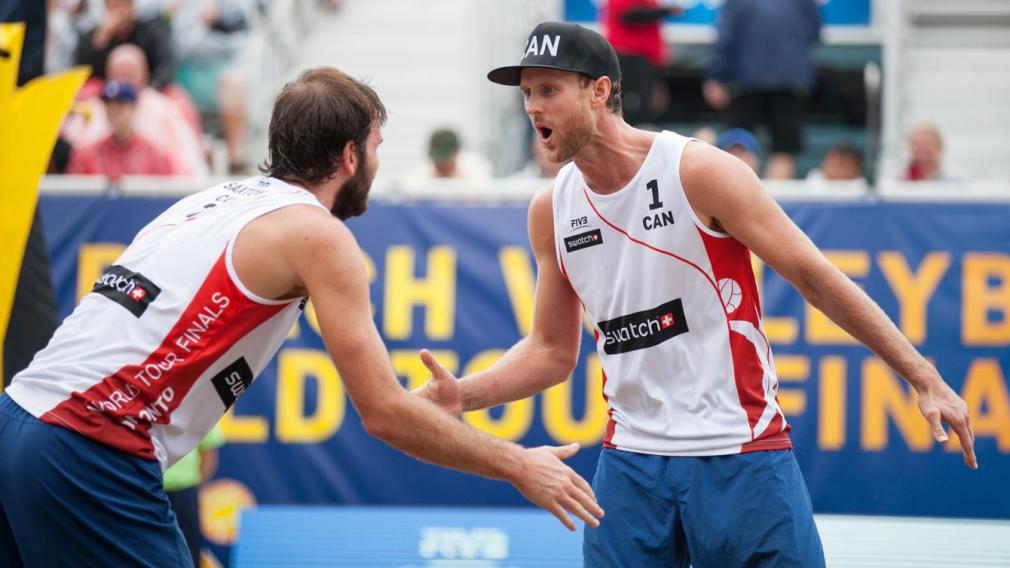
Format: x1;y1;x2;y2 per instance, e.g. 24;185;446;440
0;67;601;567
416;21;977;567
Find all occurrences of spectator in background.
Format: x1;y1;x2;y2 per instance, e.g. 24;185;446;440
808;143;864;181
66;80;176;180
74;0;176;90
169;0;256;173
400;128;492;184
905;123;961;181
66;44;209;178
164;424;224;568
703;0;821;180
601;0;682;125
717;127;761;174
691;125;718;146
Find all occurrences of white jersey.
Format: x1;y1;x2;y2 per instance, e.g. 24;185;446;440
8;177;326;469
553;131;790;456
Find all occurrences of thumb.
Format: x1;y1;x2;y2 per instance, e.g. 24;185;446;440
551;442;580;460
926;411;948;443
419;349;451;380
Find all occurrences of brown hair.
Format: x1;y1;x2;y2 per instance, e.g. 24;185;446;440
260;67;387;185
579;74;622;115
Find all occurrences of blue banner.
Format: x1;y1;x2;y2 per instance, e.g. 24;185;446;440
565;0;872;27
234;507;583;567
37;196;1010;561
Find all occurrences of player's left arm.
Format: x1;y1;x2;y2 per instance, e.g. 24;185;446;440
680;141;977;469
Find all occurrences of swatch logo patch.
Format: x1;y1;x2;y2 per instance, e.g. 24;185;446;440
211;357;254;409
564;229;603;253
92;265;161;317
597;299;689;354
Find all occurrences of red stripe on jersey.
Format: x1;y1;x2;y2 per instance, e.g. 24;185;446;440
41;250;287;459
582;190;723;300
695;227;788;446
727;330;769;438
594;329;618;449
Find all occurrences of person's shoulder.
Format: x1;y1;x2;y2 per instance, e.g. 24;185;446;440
527;180;559;232
529;179;558;213
680;138;735;179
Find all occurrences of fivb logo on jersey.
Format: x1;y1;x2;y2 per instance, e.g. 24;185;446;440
92;265;162;317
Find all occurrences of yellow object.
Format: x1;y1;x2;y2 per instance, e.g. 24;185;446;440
0;23;89;378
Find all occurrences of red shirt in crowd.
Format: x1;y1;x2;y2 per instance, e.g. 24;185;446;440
67;134;176;181
602;0;667;67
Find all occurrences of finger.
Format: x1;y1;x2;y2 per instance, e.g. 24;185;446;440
550;443;580;460
925;410;947;443
569;476;605;518
546;502;576;532
570;474;603;516
562;495;599;528
419;349;451;380
950;418;977;469
966;412;976;444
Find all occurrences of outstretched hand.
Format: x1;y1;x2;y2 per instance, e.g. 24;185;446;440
916;379;977;469
414;349;463;417
513;443;604;531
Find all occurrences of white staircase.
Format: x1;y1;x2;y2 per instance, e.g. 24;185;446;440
291;0;560;179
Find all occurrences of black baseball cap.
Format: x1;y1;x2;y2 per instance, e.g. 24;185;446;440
487;21;621;87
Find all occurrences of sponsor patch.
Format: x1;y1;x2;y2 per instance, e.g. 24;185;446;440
564;229;603;253
597;299;689;354
92;265;162;317
211;357;255;409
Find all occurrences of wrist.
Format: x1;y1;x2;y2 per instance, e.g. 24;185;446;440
907;362;942;392
494;443;527;483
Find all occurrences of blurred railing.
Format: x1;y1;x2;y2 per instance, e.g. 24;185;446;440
38;175;1010;203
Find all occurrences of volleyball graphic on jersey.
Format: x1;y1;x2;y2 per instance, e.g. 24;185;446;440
718;278;742;314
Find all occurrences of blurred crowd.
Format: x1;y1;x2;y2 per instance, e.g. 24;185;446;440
45;0;959;188
47;0;267;181
593;0;959;185
429;0;957;187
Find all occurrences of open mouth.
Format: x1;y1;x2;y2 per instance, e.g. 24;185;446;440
537;126;554;144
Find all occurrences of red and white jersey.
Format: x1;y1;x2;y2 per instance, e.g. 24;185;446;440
552;131;790;456
8;177;326;469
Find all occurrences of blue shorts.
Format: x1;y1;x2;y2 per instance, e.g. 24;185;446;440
584;448;824;568
0;393;193;567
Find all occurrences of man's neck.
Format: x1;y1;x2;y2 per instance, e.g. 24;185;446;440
111;131;134;146
286;176;344;210
573;117;657;195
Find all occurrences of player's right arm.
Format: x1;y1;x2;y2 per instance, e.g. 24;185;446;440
234;204;603;530
418;185;584;413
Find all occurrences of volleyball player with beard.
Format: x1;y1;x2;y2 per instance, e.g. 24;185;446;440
0;67;602;567
416;22;976;567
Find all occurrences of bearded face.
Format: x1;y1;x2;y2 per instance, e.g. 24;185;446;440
525;70;599;165
543;96;595;164
330;142;376;220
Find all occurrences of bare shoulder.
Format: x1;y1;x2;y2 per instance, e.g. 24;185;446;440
528;181;556;220
680;139;764;219
249;204;357;254
527;181;557;249
235;204;361;299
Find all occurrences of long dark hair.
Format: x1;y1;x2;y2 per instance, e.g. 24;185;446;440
260;67;387;185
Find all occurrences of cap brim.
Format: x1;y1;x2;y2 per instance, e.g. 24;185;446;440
487;64;586;86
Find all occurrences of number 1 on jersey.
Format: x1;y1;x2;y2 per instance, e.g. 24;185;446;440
646;179;663;210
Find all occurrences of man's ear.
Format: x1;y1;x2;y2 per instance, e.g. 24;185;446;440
341;140;358;175
592;76;612;109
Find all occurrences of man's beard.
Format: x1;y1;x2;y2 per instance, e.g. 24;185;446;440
331;156;374;220
546;104;594;163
